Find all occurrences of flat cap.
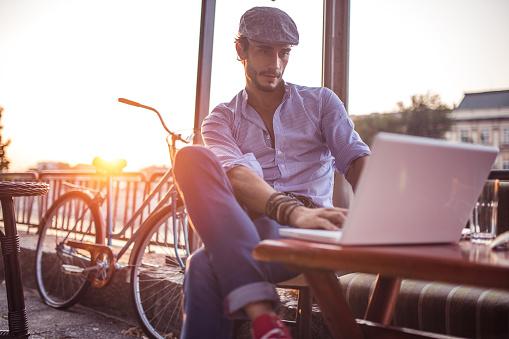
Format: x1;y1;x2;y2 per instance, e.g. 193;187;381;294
239;7;299;45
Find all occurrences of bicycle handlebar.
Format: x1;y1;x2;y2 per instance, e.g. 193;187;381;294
118;97;189;144
118;98;145;108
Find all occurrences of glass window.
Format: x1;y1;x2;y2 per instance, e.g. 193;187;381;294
503;160;509;170
503;128;509;145
460;129;470;143
480;128;490;145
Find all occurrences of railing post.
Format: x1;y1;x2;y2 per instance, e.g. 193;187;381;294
106;175;113;246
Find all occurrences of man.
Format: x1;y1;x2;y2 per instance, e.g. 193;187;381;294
173;6;370;339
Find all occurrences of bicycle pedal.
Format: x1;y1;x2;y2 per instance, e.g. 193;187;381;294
115;262;128;270
61;264;85;275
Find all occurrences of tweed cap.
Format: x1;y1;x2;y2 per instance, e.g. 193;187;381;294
239;7;299;45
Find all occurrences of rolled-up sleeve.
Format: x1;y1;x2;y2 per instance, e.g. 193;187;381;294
202;106;264;178
321;90;371;174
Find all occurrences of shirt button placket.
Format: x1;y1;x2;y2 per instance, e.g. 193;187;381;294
264;131;271;147
276;149;285;175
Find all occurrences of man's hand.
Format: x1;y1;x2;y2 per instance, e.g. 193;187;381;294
227;165;349;230
289;206;347;231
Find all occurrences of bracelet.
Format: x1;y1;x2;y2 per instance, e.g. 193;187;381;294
282;192;318;208
282;202;303;225
265;192;286;218
265;192;304;225
275;199;296;223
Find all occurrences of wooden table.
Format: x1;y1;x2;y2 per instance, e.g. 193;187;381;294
253;239;509;339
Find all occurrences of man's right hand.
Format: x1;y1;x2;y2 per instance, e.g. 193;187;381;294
289;206;347;231
227;165;348;231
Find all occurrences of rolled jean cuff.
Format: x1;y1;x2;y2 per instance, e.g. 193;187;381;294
225;281;280;318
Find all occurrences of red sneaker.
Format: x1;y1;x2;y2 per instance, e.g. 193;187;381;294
252;313;292;339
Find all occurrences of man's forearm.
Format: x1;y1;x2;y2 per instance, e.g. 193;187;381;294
227;165;276;214
345;155;368;192
228;164;348;230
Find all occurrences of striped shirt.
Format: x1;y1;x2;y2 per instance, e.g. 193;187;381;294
202;82;370;207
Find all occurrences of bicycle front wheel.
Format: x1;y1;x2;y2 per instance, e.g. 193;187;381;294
35;190;104;308
130;204;189;339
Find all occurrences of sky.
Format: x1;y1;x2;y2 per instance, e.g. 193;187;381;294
1;0;508;171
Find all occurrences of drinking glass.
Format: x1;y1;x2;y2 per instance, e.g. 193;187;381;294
470;179;499;244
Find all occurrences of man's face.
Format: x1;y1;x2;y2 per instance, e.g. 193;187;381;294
241;40;292;92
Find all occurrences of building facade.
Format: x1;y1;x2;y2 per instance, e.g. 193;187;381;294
446;90;509;169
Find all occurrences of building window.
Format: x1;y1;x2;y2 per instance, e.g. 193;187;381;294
503;160;509;170
502;128;509;145
480;128;490;145
460;129;470;143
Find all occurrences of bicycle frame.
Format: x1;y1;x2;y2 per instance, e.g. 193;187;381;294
103;168;179;260
105;100;189;264
53;99;191;280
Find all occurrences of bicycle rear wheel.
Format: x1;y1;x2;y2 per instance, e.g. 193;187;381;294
130;204;189;339
35;190;104;308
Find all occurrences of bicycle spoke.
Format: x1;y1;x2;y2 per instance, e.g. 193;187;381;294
137;278;169;292
148;300;177;336
36;191;102;308
139;280;181;308
62;201;93;243
131;204;189;338
139;282;183;336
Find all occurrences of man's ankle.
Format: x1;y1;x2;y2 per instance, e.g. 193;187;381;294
245;300;275;320
251;313;292;339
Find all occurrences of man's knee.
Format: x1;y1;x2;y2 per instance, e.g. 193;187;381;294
174;146;216;181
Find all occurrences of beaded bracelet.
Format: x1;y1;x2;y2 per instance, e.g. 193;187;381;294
265;192;304;225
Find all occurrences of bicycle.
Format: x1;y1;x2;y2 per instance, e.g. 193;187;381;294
34;98;192;338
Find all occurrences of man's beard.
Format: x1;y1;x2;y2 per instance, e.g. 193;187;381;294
247;64;283;92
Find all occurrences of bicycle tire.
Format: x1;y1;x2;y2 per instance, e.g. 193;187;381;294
35;190;104;308
130;204;189;339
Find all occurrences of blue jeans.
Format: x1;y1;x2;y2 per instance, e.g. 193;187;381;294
173;146;298;339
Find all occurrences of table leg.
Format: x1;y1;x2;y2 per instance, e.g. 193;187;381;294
304;270;364;339
364;275;401;325
1;198;29;338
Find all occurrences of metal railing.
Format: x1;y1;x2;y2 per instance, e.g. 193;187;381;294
0;170;170;237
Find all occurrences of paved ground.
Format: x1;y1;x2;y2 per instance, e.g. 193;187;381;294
0;282;145;339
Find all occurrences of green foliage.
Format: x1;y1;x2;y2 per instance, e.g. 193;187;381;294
0;106;10;172
352;93;452;145
398;93;452;139
352;112;404;145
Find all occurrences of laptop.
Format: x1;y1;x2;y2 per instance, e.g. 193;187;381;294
279;132;498;245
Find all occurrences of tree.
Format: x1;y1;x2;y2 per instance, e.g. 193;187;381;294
0;106;10;172
352;112;404;145
397;93;452;139
352;93;452;145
